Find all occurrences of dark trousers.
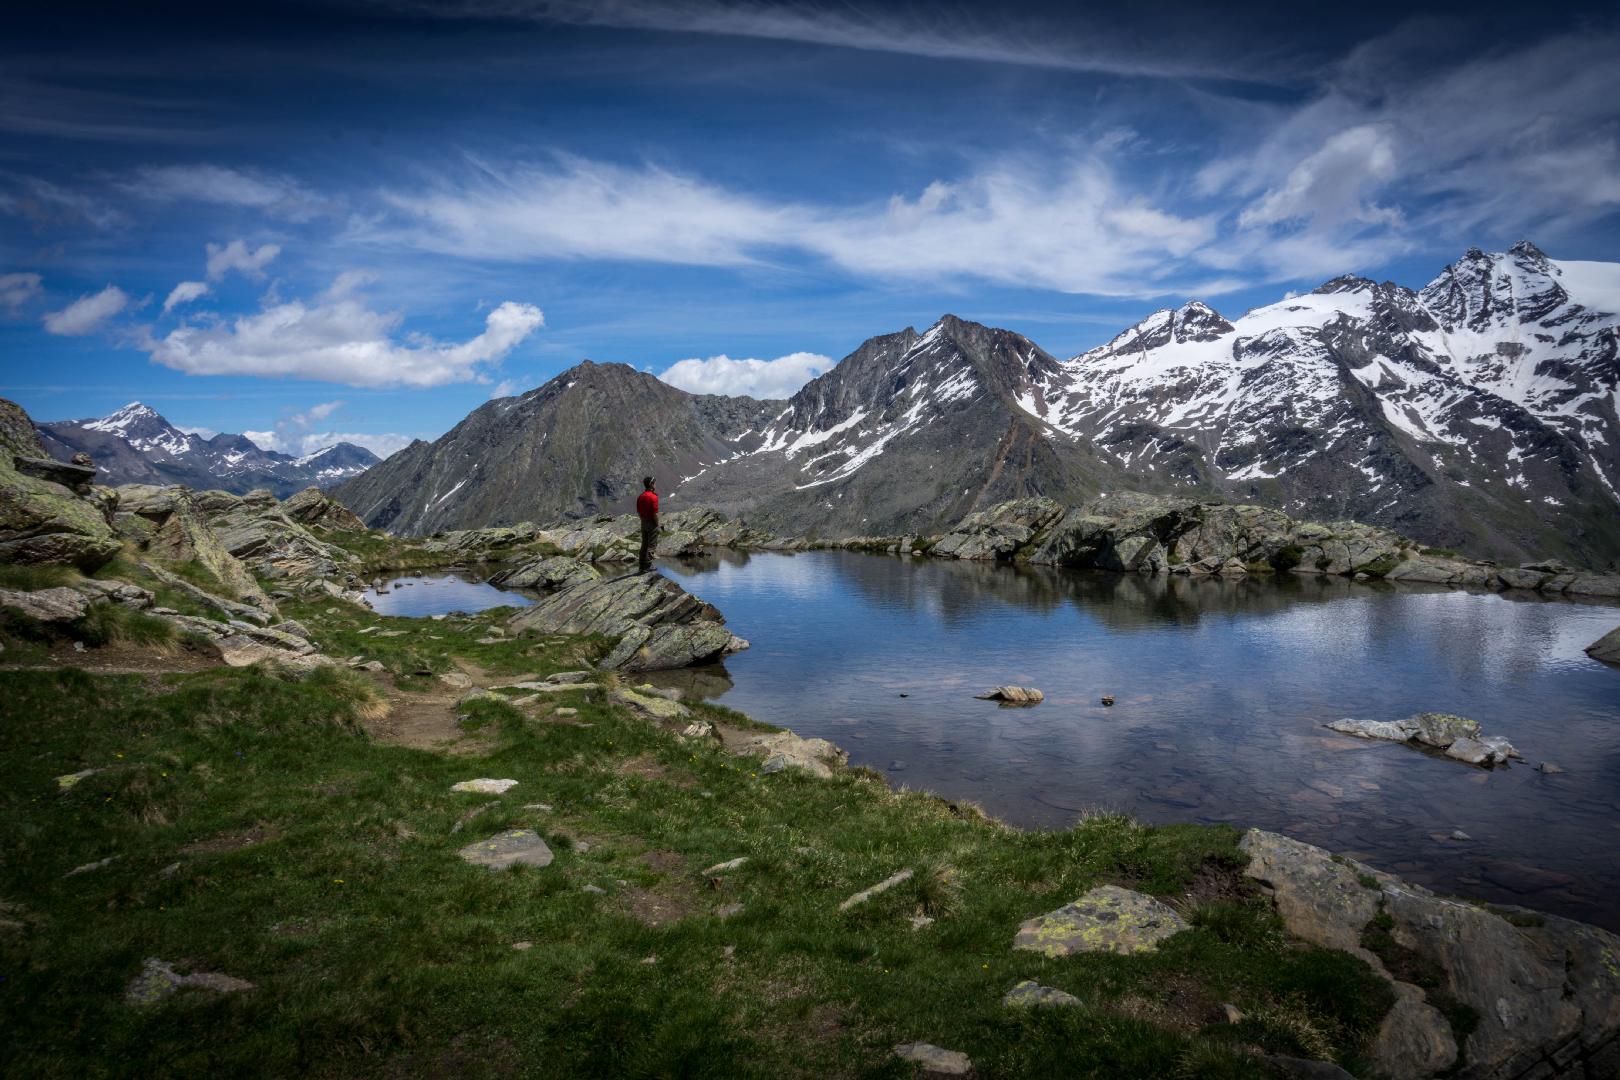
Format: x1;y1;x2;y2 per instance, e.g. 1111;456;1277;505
638;518;659;573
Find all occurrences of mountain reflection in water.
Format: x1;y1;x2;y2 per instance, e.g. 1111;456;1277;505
660;549;1620;930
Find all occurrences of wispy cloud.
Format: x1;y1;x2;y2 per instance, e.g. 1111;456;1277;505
162;280;209;313
371;154;1224;298
660;351;831;399
0;271;43;312
43;285;128;335
119;165;329;220
143;274;544;387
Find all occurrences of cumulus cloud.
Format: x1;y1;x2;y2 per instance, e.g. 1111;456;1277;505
162;280;209;313
372;155;1217;297
0;271;43;311
205;239;281;281
120;164;326;220
659;351;831;399
43;285;128;335
144;277;544;387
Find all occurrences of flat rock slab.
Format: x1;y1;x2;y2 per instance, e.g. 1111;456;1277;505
1003;979;1080;1007
126;957;254;1006
458;829;553;871
1586;625;1620;665
893;1042;972;1075
451;778;518;795
1013;884;1188;956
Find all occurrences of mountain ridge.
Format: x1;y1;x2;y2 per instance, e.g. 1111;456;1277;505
39;402;381;498
332;242;1620;564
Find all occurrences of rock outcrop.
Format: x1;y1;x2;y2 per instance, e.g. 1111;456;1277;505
114;485;273;609
0;398;121;570
1587;626;1620;666
195;488;358;580
280;486;366;532
488;555;601;590
1240;829;1620;1080
506;571;747;671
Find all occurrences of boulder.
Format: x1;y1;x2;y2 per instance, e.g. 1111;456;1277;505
892;1043;971;1076
1325;713;1517;766
1013;884;1188;956
280;487;366;532
0;400;121;570
13;455;95;492
489;555;601;591
929;497;1065;561
508;571;746;671
457;829;553;870
1586;625;1620;666
724;727;848;779
1239;829;1620;1080
0;586;90;624
121;486;273;609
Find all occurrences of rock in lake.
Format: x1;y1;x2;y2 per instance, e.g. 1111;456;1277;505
1013;884;1188;956
457;829;554;870
1586;625;1620;666
1325;712;1518;766
976;685;1044;705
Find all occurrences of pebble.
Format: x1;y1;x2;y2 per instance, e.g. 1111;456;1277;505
65;855;118;878
511;941;533;951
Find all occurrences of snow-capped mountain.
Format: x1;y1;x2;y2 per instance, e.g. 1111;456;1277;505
333;242;1620;564
39;403;382;497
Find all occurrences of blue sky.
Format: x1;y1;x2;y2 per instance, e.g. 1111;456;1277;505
3;0;1618;457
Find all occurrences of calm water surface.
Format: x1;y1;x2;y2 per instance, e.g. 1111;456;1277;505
652;550;1620;930
361;572;534;616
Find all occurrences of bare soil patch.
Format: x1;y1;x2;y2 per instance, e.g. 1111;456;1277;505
180;822;281;855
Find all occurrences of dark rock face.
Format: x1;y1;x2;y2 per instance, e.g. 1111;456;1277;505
39;402;379;497
0;398;121;570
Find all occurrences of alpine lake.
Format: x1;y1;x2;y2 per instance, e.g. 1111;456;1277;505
364;550;1620;931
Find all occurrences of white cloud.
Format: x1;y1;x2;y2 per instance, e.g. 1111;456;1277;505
43;285;128;336
490;377;528;399
372;155;1217;297
299;400;344;424
0;271;43;311
205;239;281;281
144;277;544;387
162;280;209;313
1238;124;1400;231
177;424;218;439
659;351;831;399
120;165;326;220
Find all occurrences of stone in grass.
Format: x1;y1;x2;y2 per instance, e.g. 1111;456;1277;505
975;685;1044;705
126;957;254;1006
838;869;913;911
55;768;99;791
1002;979;1080;1007
457;829;553;871
451;778;519;795
1014;884;1188;956
703;856;747;874
893;1042;971;1075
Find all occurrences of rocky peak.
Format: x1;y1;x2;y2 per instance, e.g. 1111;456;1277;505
1418;240;1570;333
1170;301;1235;343
1312;274;1375;296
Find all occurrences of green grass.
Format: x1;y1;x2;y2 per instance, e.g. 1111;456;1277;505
75;602;178;649
0;616;1396;1078
0;563;79;591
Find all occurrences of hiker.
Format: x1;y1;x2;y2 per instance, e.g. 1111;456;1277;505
636;475;660;574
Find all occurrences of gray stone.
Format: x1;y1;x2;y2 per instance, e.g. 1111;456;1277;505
1014;884;1188;956
1537;761;1565;774
508;572;744;672
0;586;89;623
892;1042;971;1075
703;857;747;874
838;869;913;911
1325;717;1419;742
450;778;519;794
1410;711;1480;748
728;729;848;779
974;685;1044;704
125;957;254;1006
1586;625;1620;665
1002;980;1080;1007
610;687;689;722
457;829;554;870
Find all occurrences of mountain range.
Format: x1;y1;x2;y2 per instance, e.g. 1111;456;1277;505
336;241;1620;564
39;402;381;498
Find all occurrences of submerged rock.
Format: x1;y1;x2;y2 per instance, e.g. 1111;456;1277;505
1013;884;1188;956
1325;712;1518;766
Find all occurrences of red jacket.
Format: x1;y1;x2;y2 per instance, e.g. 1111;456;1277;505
636;490;659;520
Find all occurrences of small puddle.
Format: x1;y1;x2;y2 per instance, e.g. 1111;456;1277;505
360;572;536;617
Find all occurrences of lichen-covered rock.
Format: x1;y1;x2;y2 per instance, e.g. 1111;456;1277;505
280;487;366;532
1002;980;1081;1007
508;571;745;671
120;486;272;609
892;1042;971;1075
0;400;122;570
457;829;553;870
488;555;601;591
0;586;89;623
722;728;848;779
1325;712;1517;766
930;497;1064;561
203;493;358;580
1239;829;1620;1080
609;687;689;722
1013;884;1188;956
